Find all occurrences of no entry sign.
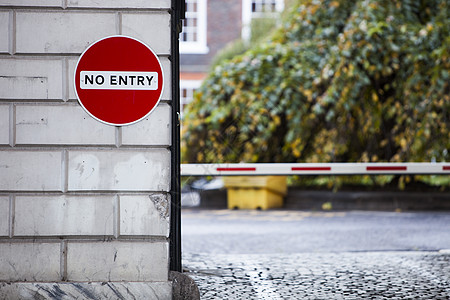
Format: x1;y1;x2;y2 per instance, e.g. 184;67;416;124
74;36;164;126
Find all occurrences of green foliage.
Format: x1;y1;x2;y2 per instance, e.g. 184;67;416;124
209;39;248;71
209;12;287;70
250;15;278;44
182;0;449;187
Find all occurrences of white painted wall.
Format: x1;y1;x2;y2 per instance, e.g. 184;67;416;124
0;1;173;298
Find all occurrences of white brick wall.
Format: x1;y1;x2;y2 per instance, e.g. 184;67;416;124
15;11;171;55
0;1;174;288
161;57;172;100
0;105;9;144
66;241;169;281
68;150;171;191
0;242;61;281
0;151;62;191
0;0;172;8
0;59;63;100
68;58;80;100
66;0;171;9
122;12;171;55
0;11;8;53
16;11;117;54
0;1;61;7
120;194;170;237
14;195;115;236
16;104;116;145
0;196;9;236
122;104;171;146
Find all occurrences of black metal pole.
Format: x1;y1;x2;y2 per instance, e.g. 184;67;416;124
169;0;184;272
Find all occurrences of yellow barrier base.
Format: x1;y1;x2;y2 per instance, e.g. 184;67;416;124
227;188;283;210
223;176;287;195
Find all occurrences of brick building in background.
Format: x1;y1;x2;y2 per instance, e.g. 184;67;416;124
179;0;284;115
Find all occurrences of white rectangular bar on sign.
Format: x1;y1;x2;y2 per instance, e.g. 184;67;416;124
80;71;158;90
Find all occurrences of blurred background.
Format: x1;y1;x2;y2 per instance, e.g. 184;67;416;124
179;0;449;195
178;1;449;297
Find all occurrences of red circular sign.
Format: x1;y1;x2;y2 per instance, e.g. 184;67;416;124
74;36;164;126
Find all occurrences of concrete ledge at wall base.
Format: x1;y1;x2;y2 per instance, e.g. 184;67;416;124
193;188;450;211
169;271;200;300
0;281;172;300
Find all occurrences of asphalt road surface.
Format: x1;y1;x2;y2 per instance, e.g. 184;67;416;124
181;209;450;299
182;209;450;254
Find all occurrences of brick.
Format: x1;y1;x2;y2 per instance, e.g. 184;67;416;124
68;150;170;192
122;12;171;55
16;11;116;54
0;105;8;145
0;196;9;236
160;57;172;100
0;282;172;300
15;104;116;145
121;104;171;146
120;194;169;237
207;0;242;60
14;195;114;236
67;241;168;281
0;151;62;191
68;56;171;101
0;1;61;7
67;0;171;9
68;58;79;100
0;58;63;99
0;242;61;281
0;11;8;53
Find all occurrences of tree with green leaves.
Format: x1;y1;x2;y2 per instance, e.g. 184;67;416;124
182;0;449;183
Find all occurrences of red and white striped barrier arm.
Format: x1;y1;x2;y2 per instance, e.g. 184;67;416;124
180;163;450;176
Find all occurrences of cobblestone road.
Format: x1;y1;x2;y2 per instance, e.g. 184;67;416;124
183;251;450;299
182;209;450;299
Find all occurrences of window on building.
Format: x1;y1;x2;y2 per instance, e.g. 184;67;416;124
180;0;208;54
251;0;279;14
180;80;202;119
242;0;284;42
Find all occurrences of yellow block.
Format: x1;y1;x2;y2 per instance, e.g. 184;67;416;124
227;188;284;210
223;176;287;195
